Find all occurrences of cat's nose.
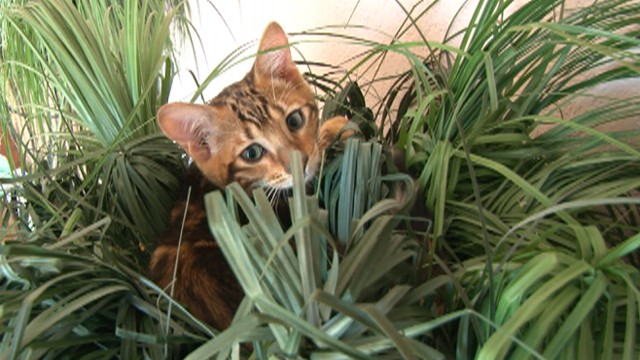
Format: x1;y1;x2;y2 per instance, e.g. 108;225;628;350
279;150;308;173
289;153;308;173
286;154;308;173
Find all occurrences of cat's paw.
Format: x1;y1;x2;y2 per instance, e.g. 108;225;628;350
318;116;358;150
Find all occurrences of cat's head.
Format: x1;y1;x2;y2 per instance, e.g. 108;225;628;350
158;22;348;190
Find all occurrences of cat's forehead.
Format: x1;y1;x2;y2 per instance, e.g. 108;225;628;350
209;82;276;126
210;79;314;122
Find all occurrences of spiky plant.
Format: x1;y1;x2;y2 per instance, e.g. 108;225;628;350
1;0;639;359
0;0;193;268
349;0;640;357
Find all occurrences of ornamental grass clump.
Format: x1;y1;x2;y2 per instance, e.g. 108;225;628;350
1;0;638;358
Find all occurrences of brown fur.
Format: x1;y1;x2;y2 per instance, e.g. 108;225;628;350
149;22;351;330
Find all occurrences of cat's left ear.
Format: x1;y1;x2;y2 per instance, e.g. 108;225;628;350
252;22;302;84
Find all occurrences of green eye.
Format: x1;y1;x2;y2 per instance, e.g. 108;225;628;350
286;110;304;131
240;143;265;162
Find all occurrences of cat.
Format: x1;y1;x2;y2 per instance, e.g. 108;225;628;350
149;22;351;330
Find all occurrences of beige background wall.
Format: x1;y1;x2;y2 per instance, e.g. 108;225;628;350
172;0;484;101
173;0;638;131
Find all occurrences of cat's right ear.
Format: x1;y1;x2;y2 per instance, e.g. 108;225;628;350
157;103;216;163
252;22;301;85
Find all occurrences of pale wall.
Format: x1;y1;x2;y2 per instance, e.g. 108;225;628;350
172;0;638;131
172;0;480;101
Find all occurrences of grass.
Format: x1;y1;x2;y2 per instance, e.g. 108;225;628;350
1;0;639;358
0;0;191;267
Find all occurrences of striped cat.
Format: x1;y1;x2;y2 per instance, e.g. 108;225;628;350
149;22;350;330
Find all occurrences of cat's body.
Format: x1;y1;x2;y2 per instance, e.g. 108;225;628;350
149;22;350;330
149;165;242;329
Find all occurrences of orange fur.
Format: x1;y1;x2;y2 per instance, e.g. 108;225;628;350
157;22;350;191
150;22;352;331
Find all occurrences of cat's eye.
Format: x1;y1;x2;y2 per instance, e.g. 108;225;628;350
286;110;305;131
240;143;265;162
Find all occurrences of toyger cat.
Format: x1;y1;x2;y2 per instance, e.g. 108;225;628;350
149;22;351;330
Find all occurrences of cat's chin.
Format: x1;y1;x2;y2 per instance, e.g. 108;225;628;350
304;169;317;184
252;170;316;193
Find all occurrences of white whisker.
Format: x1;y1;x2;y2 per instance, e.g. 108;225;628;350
265;186;277;207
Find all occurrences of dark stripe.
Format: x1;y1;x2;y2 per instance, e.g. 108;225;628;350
244;126;254;140
236;107;250;123
272;104;285;115
258;95;270;120
305;103;318;119
226;161;238;183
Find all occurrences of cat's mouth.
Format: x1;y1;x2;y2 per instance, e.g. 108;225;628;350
254;167;317;192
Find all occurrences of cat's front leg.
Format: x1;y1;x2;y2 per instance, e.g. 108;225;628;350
318;116;357;150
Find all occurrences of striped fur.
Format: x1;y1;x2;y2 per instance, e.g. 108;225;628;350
149;22;350;330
